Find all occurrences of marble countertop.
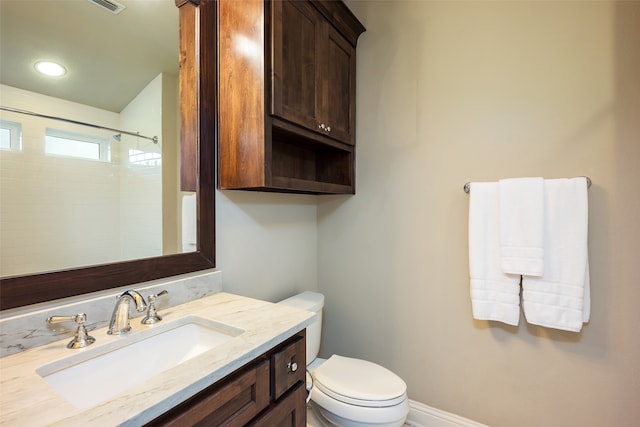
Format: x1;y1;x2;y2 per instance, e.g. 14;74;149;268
0;292;315;426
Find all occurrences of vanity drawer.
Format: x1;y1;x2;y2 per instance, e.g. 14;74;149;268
146;359;270;427
272;332;306;400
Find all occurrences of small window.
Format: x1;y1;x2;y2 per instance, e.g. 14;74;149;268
0;120;23;151
45;128;110;161
128;149;162;167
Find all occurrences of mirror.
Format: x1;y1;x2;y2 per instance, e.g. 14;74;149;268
0;0;190;277
0;0;217;310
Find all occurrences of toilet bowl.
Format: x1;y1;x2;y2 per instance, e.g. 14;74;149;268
278;292;409;427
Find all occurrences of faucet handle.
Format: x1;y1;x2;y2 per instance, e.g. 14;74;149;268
141;290;168;325
47;313;96;349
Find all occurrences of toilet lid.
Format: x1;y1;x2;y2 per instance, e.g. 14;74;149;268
312;355;407;408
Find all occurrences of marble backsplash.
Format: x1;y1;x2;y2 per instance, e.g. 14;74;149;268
0;269;222;357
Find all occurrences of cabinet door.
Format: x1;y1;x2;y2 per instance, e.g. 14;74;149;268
271;0;322;132
145;360;270;427
250;382;306;427
323;25;357;145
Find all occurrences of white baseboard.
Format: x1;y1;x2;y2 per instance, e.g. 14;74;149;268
405;400;490;427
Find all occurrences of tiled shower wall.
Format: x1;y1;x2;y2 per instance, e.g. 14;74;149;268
0;81;163;277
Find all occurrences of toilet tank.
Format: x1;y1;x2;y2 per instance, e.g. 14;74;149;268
278;291;324;364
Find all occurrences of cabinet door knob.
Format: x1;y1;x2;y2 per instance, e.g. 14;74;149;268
326;126;331;132
288;361;298;372
318;123;326;130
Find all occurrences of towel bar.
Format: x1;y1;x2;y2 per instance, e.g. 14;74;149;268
463;177;591;194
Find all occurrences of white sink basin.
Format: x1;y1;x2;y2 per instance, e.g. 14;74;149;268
37;315;244;409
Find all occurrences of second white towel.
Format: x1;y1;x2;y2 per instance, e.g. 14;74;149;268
522;178;590;332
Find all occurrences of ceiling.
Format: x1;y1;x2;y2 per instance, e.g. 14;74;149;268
0;0;179;113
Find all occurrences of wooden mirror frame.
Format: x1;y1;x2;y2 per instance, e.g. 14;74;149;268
0;0;217;311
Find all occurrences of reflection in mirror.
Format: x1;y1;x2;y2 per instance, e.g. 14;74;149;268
0;0;197;279
0;0;217;310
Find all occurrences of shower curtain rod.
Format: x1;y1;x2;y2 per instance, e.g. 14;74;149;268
0;105;158;144
463;177;592;193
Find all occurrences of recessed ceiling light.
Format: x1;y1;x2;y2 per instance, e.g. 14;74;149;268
34;61;67;77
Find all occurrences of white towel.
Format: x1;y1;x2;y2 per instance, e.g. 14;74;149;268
522;178;590;332
468;182;522;326
181;193;197;253
499;177;545;277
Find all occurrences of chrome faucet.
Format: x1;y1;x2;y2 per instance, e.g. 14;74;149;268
107;290;148;335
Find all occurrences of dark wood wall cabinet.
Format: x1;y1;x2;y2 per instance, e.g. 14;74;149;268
146;331;307;427
218;0;365;194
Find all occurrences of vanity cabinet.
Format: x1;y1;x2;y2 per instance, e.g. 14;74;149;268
146;331;306;427
218;0;365;194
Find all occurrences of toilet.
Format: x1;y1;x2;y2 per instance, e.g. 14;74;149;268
278;292;409;427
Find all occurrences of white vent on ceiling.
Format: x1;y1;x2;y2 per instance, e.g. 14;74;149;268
87;0;126;15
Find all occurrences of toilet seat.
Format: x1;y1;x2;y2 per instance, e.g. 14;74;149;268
312;355;407;408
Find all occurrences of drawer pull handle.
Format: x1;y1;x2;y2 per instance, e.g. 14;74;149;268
288;361;298;372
